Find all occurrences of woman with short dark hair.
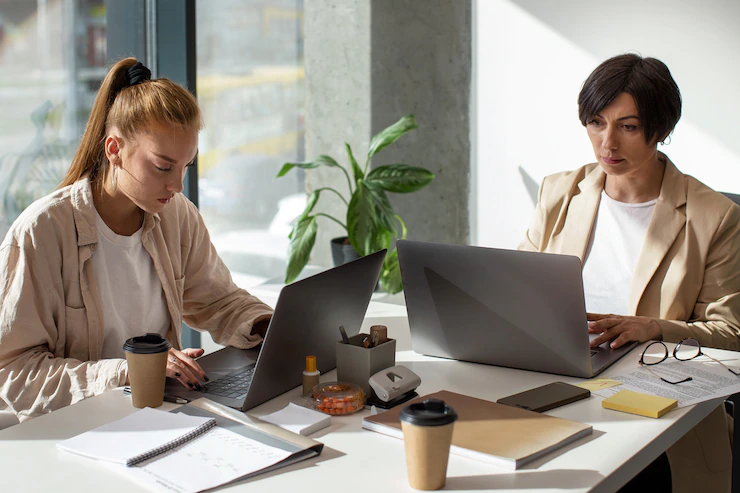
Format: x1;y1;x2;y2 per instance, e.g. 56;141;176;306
578;53;682;147
521;53;739;493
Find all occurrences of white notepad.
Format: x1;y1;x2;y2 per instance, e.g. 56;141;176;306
57;407;215;466
259;402;331;436
57;402;324;493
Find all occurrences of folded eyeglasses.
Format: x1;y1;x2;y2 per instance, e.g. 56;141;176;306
639;337;740;385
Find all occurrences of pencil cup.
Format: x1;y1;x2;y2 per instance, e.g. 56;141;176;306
123;334;171;408
336;334;395;394
399;399;458;490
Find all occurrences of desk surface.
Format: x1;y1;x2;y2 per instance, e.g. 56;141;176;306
0;301;734;493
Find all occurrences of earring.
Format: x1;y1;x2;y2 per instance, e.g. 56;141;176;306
660;135;672;146
111;166;118;192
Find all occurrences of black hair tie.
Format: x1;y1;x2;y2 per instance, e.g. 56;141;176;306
126;62;152;87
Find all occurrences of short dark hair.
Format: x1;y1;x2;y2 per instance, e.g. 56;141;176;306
578;54;682;144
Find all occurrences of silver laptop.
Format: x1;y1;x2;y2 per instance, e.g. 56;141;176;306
166;249;386;410
396;240;637;378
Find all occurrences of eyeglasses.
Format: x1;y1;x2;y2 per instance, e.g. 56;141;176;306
639;338;740;385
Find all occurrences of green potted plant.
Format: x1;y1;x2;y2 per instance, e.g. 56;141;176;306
276;114;435;294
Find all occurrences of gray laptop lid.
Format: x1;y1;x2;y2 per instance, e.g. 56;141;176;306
397;240;633;378
167;249;386;409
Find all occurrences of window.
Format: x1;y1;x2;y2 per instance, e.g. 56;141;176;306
0;0;107;238
196;0;306;289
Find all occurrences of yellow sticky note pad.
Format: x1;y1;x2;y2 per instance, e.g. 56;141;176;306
602;390;677;418
575;378;623;391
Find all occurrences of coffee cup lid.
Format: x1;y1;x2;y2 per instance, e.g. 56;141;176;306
123;333;172;354
399;399;458;426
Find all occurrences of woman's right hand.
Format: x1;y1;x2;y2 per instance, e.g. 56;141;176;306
587;313;663;349
166;348;209;390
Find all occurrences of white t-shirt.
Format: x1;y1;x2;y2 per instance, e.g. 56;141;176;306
582;191;657;315
92;210;170;359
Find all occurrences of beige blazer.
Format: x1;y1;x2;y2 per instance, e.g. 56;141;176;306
519;154;740;492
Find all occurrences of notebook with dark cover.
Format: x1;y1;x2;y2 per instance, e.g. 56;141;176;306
362;390;592;470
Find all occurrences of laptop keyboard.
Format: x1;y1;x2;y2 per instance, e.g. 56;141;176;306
199;365;255;400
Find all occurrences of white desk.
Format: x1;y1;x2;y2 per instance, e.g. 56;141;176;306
0;300;734;493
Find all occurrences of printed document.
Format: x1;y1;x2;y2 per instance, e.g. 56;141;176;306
594;359;740;408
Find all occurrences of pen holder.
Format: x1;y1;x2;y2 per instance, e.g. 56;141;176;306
336;334;396;394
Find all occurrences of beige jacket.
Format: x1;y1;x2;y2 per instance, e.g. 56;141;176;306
0;177;273;421
520;154;740;492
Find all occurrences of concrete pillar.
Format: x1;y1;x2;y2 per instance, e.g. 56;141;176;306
305;0;372;266
370;0;472;246
305;0;471;266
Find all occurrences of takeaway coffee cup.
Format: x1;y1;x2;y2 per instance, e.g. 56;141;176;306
399;399;458;490
123;333;171;408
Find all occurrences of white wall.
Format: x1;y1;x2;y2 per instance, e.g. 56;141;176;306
474;0;740;249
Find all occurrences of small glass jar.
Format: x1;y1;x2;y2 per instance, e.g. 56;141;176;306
307;381;366;415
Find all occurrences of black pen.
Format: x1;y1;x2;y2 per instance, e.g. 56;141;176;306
123;387;189;405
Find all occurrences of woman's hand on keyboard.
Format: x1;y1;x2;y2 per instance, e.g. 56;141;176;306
168;348;209;390
587;313;662;350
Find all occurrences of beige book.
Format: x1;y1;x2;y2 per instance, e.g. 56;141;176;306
362;390;592;470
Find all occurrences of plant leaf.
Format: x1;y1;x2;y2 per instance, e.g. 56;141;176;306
276;162;317;178
346;182;377;256
367;186;397;233
276;155;341;177
345;143;364;183
284;215;318;284
395;214;408;239
367;114;418;159
366;164;435;193
287;190;321;240
376;229;393;252
303;189;320;216
379;249;403;294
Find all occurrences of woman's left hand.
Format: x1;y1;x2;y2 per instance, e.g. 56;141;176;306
587;313;662;349
167;347;208;390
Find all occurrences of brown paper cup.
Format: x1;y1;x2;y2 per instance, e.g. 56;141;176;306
401;420;455;490
125;350;169;408
123;333;171;408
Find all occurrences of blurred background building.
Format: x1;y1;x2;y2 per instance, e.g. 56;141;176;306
0;0;306;290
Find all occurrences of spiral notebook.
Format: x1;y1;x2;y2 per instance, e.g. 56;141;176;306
57;407;217;466
58;399;325;493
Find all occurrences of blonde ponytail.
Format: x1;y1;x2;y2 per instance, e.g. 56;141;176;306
60;58;136;188
59;57;202;189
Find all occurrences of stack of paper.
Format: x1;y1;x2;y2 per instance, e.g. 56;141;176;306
259;402;331;436
593;359;740;408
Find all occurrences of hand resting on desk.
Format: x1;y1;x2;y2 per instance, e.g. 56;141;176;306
588;313;663;349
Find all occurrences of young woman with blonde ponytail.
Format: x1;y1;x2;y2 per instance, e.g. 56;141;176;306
0;58;273;421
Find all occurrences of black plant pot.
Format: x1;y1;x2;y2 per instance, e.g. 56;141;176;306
330;236;381;291
330;236;361;267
